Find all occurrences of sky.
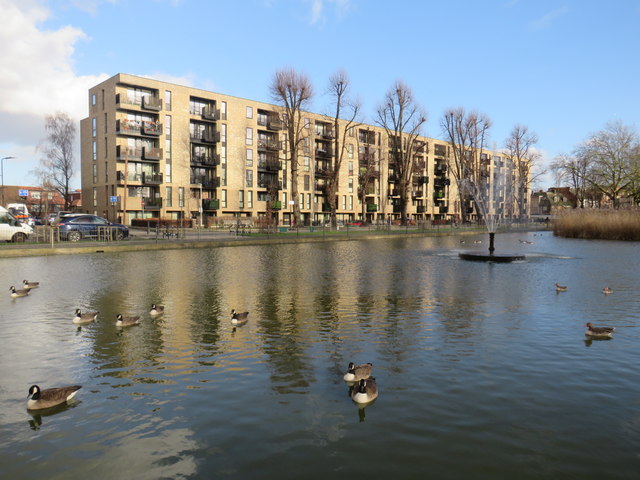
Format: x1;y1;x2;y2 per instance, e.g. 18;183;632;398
1;0;639;190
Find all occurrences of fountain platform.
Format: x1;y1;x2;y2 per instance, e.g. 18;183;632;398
458;232;526;262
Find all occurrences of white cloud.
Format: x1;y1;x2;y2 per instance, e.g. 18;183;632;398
530;6;569;31
306;0;353;26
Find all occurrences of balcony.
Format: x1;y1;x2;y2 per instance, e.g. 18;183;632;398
142;197;162;209
191;176;220;189
141;121;162;136
142;147;162;161
257;139;280;151
116;171;142;184
202;198;219;211
141;96;162;111
116;119;141;136
321;203;332;213
257;179;282;190
267;118;282;131
417;205;426;213
366;203;378;212
191;154;220;167
315;148;332;158
257;160;281;172
142;172;163;185
116;145;142;160
434;145;447;157
202;107;220;121
270;200;282;210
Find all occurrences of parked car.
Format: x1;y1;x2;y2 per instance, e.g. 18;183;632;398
0;206;33;242
57;214;129;242
50;211;73;224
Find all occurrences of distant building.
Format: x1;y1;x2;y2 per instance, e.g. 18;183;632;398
0;185;68;216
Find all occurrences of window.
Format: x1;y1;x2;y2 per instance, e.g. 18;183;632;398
282;192;287;205
92;141;97;161
221;189;227;208
246;106;253;119
221;101;227;120
348;179;353;193
304;175;310;191
246;128;253;146
165;115;171;135
165;187;172;207
178;187;185;208
304;117;310;129
239;190;244;209
348;161;354;176
31;191;41;200
348;144;353;159
165;90;171;111
93;188;97;207
348;126;354;137
246;169;253;187
342;195;347;210
246;149;253;166
165;164;171;183
247;191;253;209
306;193;311;210
221;123;227;144
303;156;310;171
92;118;96;137
92;164;97;183
349;196;353;210
105;162;108;182
104;113;108;133
165;139;171;161
91;93;96;106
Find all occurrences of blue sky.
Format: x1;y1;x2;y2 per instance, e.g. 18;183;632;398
1;0;639;189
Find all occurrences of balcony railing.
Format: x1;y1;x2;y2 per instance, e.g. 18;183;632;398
202;198;219;210
191;176;220;189
117;119;141;136
202;107;220;121
267;118;282;131
142;197;163;209
142;147;162;161
141;96;162;111
257;139;280;151
116;171;142;184
257;180;282;190
142;172;163;185
366;203;378;212
116;145;142;160
257;160;281;171
141;121;162;136
191;154;220;166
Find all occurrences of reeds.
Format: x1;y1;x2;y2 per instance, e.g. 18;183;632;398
553;209;640;241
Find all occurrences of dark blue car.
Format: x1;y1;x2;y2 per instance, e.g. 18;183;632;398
58;214;129;242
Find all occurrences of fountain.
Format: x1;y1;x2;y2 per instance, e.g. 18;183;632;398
458;173;525;263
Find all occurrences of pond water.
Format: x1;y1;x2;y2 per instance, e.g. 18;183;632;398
1;231;639;479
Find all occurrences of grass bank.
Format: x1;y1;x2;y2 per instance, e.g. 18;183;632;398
553;210;640;241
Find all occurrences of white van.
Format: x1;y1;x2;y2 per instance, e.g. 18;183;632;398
0;206;33;242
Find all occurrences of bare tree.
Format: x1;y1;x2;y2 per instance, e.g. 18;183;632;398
504;124;541;219
441;108;492;223
325;70;361;228
35;112;76;210
575;120;639;208
270;68;313;226
375;81;426;225
550;153;591;208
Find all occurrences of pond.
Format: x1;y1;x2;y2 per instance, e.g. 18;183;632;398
1;231;639;479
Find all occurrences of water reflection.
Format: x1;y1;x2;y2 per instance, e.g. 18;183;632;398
2;232;640;479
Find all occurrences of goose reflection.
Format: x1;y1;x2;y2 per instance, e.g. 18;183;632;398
27;402;80;431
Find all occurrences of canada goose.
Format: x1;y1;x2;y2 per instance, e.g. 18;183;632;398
73;309;98;325
27;385;81;410
10;286;29;298
555;283;568;292
231;309;249;325
343;362;373;382
585;322;615;338
116;314;140;327
23;280;40;289
149;304;165;316
351;378;378;404
602;287;613;295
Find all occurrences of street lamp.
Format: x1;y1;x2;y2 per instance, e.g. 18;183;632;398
198;183;203;228
1;156;16;206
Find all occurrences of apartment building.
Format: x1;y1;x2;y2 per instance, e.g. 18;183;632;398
81;73;524;226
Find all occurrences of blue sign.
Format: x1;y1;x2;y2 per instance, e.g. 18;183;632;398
110;196;118;204
18;189;28;197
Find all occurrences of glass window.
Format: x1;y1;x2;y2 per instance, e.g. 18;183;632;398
221;101;227;120
165;164;171;183
222;189;227;208
165;90;171;111
247;191;253;209
246;149;253;166
348;179;353;193
342;195;346;210
91;93;96;106
92;164;97;183
246;128;253;146
304;175;310;191
92;118;96;137
165;186;172;207
165;115;171;135
246;106;253;119
178;187;185;208
348;144;353;158
246;169;253;187
92;141;97;161
304;156;310;171
93;188;97;207
306;193;311;210
348;161;354;176
239;190;244;209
